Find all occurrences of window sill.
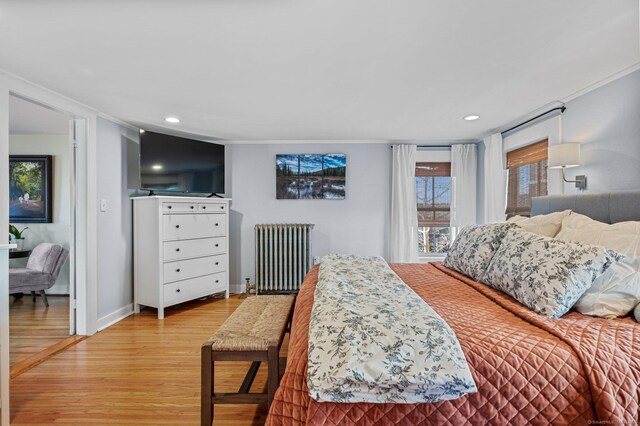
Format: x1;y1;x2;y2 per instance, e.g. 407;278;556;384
418;254;446;263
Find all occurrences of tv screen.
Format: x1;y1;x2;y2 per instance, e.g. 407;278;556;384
139;131;225;194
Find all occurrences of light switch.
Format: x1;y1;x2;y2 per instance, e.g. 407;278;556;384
100;198;107;212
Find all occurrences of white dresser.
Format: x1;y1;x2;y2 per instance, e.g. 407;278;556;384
132;196;230;319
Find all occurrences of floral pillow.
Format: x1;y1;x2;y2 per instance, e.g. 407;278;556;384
443;223;516;282
484;226;622;318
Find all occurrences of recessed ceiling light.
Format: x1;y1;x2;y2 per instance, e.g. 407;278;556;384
463;115;480;121
165;116;180;124
152;164;163;170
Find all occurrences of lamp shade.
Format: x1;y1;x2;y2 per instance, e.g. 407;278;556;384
548;143;581;169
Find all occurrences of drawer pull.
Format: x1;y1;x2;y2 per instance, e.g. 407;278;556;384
176;289;181;293
215;279;219;283
220;206;224;209
168;205;172;209
190;205;194;209
176;268;181;272
202;206;207;209
175;248;180;252
215;262;219;265
215;244;219;247
175;225;180;229
215;223;219;226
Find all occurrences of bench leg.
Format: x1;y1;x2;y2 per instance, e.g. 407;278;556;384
267;345;279;408
201;345;213;426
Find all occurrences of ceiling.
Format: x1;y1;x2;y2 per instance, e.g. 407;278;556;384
0;0;638;141
9;95;69;135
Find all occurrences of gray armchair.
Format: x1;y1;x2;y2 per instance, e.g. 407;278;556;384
9;243;69;307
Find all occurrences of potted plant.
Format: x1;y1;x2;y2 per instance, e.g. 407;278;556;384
9;225;28;251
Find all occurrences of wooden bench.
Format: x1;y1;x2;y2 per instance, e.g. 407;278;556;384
201;295;295;426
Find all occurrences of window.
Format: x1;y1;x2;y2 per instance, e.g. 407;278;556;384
506;140;548;218
415;162;454;254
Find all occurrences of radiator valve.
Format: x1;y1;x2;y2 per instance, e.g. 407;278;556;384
244;278;257;297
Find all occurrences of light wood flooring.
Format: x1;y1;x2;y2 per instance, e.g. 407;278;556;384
9;295;70;367
10;295;284;425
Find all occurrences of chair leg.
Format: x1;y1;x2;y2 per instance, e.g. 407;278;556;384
39;290;49;307
31;291;36;303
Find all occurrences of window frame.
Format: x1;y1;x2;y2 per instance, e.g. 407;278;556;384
415;161;454;259
505;139;549;218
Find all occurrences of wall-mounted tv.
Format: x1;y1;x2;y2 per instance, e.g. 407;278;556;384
139;131;225;195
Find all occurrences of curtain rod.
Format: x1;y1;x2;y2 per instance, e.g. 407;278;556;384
501;106;566;135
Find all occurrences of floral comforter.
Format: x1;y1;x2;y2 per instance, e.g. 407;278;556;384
307;254;477;404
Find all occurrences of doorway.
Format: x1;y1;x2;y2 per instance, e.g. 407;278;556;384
7;95;77;374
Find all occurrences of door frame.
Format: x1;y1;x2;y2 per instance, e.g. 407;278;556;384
0;71;99;336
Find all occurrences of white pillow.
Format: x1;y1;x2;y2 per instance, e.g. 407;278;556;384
556;213;640;258
635;303;640;323
507;210;571;238
556;213;640;318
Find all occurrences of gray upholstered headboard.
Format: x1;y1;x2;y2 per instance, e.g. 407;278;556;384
531;191;640;224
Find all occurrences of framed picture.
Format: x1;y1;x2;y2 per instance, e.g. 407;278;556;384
276;154;346;200
9;155;53;223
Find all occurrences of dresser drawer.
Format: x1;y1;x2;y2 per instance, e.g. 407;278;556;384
163;214;226;241
197;203;227;213
163;237;226;261
163;273;227;306
162;202;198;213
163;254;226;283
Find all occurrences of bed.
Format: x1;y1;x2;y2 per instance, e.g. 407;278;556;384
265;192;640;425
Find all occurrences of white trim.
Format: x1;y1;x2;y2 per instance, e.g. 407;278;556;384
415;149;451;163
96;112;139;132
97;304;134;331
487;63;640;139
560;62;640;103
229;283;244;295
418;255;446;263
0;71;99;337
230;139;391;145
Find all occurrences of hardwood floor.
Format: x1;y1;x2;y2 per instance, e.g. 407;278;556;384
10;295;285;425
9;295;70;367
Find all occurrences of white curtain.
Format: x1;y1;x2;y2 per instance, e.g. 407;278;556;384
450;144;477;229
483;133;507;223
390;145;419;263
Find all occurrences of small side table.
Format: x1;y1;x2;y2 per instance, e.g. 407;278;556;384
9;249;31;260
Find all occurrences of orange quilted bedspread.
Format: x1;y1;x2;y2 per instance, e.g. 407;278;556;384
266;263;640;425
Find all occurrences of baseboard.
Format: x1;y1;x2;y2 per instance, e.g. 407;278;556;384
229;283;245;295
97;304;134;331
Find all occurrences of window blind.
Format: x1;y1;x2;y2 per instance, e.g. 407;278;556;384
506;140;548;218
415;162;451;227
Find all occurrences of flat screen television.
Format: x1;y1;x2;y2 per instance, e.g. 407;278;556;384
139;131;225;195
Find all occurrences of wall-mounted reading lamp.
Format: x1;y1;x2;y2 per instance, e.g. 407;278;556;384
548;143;587;190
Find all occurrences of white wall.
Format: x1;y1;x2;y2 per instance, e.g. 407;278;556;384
227;143;390;289
9;134;70;294
478;69;640;220
95;117;138;328
562;69;640;194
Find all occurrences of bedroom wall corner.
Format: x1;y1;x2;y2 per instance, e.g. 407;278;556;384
95;117;139;326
